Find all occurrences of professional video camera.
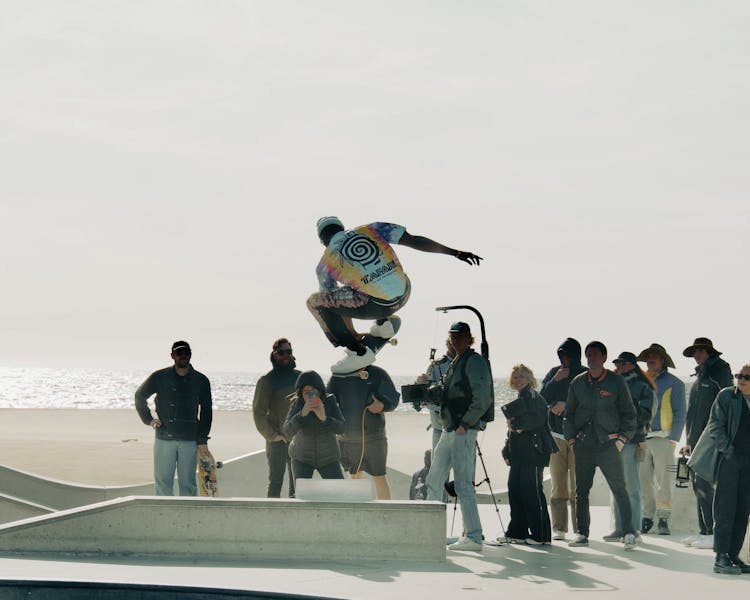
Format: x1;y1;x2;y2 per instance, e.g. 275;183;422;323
400;382;444;412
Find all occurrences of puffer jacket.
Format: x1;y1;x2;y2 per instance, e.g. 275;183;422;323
283;393;345;467
686;355;733;448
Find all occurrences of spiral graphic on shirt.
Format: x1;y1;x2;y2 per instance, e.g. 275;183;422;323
340;234;381;267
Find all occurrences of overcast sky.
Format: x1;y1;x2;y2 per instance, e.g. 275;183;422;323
1;1;748;378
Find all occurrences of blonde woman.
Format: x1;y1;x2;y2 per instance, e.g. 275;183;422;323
500;365;555;545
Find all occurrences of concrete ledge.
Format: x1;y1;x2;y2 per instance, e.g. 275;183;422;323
0;493;53;524
0;496;446;562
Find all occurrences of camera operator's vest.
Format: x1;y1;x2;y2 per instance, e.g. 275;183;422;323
443;349;494;430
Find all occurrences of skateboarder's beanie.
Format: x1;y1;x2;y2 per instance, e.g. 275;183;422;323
295;371;327;399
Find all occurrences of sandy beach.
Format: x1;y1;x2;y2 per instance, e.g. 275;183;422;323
0;409;510;488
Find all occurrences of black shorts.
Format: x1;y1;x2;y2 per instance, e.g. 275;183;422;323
339;437;388;476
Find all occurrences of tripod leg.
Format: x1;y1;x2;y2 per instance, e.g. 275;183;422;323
475;440;506;535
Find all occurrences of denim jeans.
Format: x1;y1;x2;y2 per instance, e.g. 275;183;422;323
614;442;641;534
426;429;482;543
154;437;197;496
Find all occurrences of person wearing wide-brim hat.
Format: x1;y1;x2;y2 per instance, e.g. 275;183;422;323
682;338;733;550
635;343;685;536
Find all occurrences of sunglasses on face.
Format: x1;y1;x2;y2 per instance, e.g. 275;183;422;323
735;374;750;381
275;349;293;356
173;349;191;357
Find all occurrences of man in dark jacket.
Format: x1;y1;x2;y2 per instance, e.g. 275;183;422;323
426;322;493;552
564;341;637;550
708;363;750;574
682;337;733;549
252;338;300;498
135;340;213;496
328;365;400;499
540;337;586;541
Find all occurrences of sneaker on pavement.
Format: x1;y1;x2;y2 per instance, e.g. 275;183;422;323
623;533;636;551
681;534;701;546
657;518;671;535
525;538;548;546
568;534;589;547
641;518;654;534
552;530;567;541
635;532;643;542
496;536;525;544
448;536;483;552
602;531;623;542
692;534;714;549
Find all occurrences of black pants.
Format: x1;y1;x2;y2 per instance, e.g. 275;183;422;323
574;442;633;537
713;454;750;556
692;472;715;535
266;440;294;498
506;464;551;543
291;459;345;481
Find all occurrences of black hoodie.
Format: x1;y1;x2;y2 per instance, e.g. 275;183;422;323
540;338;587;436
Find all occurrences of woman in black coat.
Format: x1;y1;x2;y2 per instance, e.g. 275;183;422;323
283;371;346;482
500;364;554;545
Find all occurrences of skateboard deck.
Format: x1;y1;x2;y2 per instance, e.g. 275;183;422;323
332;316;401;377
197;448;222;497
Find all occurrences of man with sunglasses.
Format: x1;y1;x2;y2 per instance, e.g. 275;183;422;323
135;340;213;496
253;338;300;498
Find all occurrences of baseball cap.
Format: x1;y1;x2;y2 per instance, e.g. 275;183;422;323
449;322;471;334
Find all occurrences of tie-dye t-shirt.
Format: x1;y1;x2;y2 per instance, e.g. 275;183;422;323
316;222;407;300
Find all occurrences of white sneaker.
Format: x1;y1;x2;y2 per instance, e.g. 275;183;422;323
448;536;483;552
568;534;589;547
331;348;376;374
552;530;567;541
623;533;636;551
692;534;714;549
525;538;547;546
369;320;395;338
682;534;701;546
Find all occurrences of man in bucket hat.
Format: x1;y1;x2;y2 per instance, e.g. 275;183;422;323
682;337;732;549
636;343;686;536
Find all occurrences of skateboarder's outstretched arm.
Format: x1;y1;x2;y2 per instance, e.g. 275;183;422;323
397;231;482;266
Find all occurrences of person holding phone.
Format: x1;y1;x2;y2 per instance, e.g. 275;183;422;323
283;371;346;482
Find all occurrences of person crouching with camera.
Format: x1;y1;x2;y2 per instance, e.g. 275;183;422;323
500;364;555;545
426;322;493;552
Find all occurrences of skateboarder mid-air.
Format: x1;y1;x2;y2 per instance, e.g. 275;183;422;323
308;216;482;374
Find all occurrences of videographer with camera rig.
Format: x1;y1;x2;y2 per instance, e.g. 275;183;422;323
425;321;493;552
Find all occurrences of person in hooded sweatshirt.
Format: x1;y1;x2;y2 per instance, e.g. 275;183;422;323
283;371;346;482
540;338;587;541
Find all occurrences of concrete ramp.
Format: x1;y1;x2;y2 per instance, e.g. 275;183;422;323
0;496;445;562
0;493;53;524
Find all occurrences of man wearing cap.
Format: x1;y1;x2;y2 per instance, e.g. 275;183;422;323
253;338;300;498
682;337;733;549
426;321;493;552
135;341;213;496
564;341;638;550
636;343;686;536
308;217;482;374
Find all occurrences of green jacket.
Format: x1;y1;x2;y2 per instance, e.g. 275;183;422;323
564;370;636;445
440;349;493;431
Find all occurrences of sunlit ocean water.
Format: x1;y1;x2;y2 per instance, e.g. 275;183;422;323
0;367;518;411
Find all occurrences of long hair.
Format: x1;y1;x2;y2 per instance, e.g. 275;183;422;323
632;363;656;391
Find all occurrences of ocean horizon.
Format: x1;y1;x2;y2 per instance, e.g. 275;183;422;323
0;366;521;412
